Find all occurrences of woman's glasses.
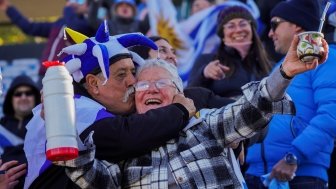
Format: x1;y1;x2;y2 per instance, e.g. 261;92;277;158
134;79;180;92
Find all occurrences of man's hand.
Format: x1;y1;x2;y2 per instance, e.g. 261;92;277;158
270;158;297;181
0;160;26;189
282;35;329;77
173;93;196;118
203;60;230;80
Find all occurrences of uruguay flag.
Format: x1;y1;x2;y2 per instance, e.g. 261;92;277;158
0;124;23;154
147;0;195;83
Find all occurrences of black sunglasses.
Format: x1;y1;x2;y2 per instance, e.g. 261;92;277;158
13;90;34;97
270;18;285;31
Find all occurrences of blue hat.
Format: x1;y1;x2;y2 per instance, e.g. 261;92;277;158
114;0;136;7
59;21;157;84
113;0;137;17
270;0;320;31
217;5;257;38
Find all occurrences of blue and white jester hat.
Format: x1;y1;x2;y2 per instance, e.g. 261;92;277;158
59;21;158;84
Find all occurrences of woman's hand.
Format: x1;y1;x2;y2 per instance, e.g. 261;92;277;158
203;60;230;80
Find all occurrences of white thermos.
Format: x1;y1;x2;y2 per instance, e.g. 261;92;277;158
42;61;78;161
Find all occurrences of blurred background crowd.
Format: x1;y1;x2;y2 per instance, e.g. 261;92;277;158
0;0;336;188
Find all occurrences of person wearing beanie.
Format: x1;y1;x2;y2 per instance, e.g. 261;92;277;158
86;0;149;36
245;0;336;188
113;0;136;18
188;5;272;100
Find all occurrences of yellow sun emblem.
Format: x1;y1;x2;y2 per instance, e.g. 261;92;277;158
156;15;187;54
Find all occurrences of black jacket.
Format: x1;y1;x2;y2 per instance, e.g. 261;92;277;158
188;51;261;98
0;115;32;140
87;0;148;35
184;87;234;110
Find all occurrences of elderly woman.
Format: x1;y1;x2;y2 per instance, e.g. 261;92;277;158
55;34;328;188
188;5;272;99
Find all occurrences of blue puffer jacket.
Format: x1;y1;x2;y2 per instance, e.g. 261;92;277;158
246;45;336;182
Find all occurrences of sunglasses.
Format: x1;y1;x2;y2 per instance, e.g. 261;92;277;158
270;18;285;31
13;90;34;97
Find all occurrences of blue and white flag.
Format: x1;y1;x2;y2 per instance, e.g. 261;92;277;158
147;0;195;83
148;0;259;83
0;124;23;154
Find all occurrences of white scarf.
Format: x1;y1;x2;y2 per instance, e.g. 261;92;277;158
23;96;109;189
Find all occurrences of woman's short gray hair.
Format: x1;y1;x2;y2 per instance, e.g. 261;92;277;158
136;59;183;92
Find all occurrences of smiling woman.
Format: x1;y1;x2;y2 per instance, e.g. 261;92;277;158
135;59;183;114
188;5;272;99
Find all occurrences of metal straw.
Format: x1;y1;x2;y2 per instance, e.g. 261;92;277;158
318;2;332;32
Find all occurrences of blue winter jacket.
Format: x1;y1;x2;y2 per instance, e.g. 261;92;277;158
246;45;336;182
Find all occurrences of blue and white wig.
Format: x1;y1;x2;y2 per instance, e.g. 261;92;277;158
59;20;158;84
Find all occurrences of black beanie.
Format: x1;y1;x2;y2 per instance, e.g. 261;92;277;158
270;0;320;31
216;5;257;39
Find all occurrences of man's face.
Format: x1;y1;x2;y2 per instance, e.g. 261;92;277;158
135;67;178;114
115;3;134;18
12;86;36;117
148;39;177;66
94;58;136;115
191;0;211;15
268;17;297;54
